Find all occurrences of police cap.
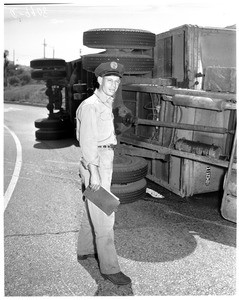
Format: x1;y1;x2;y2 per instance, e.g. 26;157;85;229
94;61;124;78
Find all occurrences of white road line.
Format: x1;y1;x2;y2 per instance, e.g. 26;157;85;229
4;125;22;211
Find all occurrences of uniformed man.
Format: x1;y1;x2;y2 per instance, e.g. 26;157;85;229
76;61;131;286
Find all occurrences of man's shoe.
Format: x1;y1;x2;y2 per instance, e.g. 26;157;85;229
101;271;131;285
77;254;97;261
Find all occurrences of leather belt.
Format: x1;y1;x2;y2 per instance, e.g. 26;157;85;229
98;144;115;149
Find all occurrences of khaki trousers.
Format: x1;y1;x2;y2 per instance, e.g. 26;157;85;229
77;148;120;274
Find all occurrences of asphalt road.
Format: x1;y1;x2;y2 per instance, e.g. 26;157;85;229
3;103;237;296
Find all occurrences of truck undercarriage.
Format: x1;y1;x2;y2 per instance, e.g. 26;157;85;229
30;24;237;223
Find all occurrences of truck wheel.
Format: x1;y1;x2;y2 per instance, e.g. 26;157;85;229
83;28;155;49
112;155;148;184
111;178;147;204
31;70;66;80
30;58;66;69
82;53;154;74
35;118;69;129
35;129;70;140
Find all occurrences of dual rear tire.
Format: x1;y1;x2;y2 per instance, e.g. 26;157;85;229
111;154;148;204
82;28;155;75
83;28;155;50
35;118;71;140
30;58;67;83
82;52;154;75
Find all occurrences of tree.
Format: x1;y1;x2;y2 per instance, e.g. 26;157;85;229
4;50;9;87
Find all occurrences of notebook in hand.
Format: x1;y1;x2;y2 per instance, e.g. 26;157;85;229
83;186;120;216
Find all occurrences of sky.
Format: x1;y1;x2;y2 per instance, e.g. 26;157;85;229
3;0;238;66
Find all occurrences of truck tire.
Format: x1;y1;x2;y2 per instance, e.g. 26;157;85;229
35;118;69;129
83;28;155;49
111;178;147;204
35;129;70;140
82;53;154;74
31;70;66;80
112;155;148;184
30;58;66;69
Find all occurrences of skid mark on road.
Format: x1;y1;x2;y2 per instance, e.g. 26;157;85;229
4;125;22;211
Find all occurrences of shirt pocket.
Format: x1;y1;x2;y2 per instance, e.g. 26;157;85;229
99;110;113;121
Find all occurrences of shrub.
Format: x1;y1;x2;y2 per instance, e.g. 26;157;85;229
4;84;48;106
19;72;31;85
6;64;34;86
7;64;17;77
8;75;20;86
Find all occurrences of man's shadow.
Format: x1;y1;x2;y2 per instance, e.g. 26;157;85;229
78;257;134;296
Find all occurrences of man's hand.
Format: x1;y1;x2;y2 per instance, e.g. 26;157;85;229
88;164;101;191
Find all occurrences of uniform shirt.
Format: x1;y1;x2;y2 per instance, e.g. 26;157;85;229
76;90;117;167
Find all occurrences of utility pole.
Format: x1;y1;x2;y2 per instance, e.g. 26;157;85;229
43;38;47;58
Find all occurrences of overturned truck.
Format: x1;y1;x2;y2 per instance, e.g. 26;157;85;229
30;24;237;222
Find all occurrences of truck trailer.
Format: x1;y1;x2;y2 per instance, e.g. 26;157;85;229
30;24;237;222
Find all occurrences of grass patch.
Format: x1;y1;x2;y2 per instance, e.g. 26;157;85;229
4;83;48;106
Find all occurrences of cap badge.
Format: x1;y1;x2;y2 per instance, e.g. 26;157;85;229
110;61;118;69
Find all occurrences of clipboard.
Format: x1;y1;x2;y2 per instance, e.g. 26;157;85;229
83;186;120;216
